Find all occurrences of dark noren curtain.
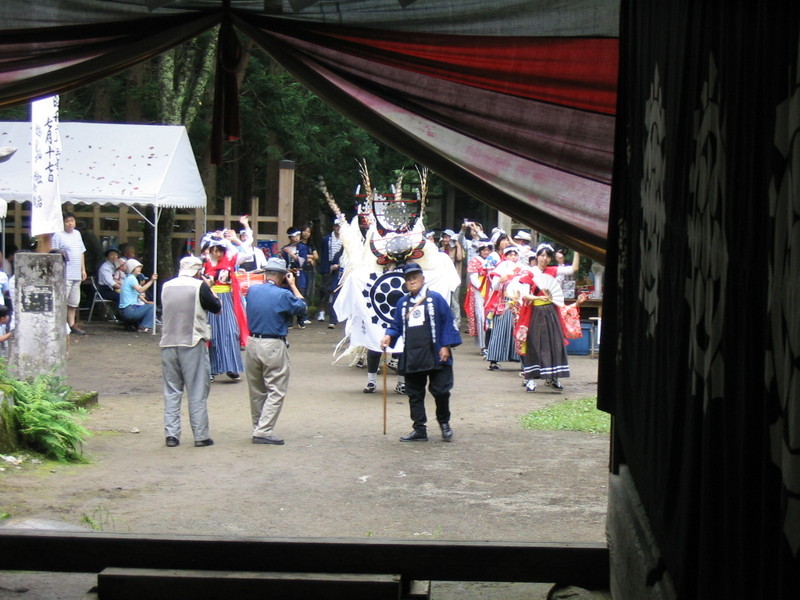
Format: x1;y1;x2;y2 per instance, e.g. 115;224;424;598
600;1;800;598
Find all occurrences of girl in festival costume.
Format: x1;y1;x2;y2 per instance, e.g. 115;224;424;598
480;231;512;357
201;232;250;382
483;231;510;271
513;243;580;392
484;245;524;370
464;238;493;354
464;238;492;356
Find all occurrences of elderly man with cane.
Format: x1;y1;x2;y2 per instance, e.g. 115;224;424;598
244;257;306;445
381;263;462;442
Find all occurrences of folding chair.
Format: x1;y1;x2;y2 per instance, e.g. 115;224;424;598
87;276;118;322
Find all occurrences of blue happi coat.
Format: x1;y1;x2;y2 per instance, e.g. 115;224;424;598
384;288;462;367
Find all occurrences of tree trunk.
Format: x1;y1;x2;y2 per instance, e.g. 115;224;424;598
93;80;112;122
153;31;219;279
264;130;281;238
125;64;146;123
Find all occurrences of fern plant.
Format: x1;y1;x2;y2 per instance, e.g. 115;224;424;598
0;361;89;463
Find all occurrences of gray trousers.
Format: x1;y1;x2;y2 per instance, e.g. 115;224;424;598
450;286;461;329
245;338;290;438
162;342;211;441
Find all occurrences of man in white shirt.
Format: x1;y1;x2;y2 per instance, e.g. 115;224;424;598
97;247;121;303
52;212;87;335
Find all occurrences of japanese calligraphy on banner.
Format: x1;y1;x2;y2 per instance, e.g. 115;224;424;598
31;95;64;236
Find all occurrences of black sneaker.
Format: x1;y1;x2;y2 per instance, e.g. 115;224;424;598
547;379;564;391
165;436;179;447
226;372;241;381
194;439;214;447
488;362;500;371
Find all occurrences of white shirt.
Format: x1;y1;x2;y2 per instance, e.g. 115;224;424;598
52;229;86;281
98;260;117;288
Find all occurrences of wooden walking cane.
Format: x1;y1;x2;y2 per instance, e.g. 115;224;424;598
382;350;388;435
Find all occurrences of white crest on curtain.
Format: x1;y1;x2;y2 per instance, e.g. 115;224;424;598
687;53;728;412
639;66;666;339
766;37;800;557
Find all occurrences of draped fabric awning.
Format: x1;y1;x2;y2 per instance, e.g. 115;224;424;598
0;0;618;261
3;4;800;600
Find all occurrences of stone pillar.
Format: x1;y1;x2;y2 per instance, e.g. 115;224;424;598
497;211;513;235
277;160;296;242
9;253;67;380
445;186;455;228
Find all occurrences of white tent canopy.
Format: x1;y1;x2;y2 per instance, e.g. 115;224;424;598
0;121;207;334
0;121;206;209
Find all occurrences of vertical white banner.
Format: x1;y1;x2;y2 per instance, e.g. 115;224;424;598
31;95;64;236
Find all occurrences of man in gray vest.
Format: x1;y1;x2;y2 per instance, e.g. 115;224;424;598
160;255;221;448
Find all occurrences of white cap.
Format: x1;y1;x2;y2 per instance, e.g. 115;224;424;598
125;259;143;274
178;256;203;277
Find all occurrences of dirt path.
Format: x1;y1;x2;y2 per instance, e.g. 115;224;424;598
1;319;608;598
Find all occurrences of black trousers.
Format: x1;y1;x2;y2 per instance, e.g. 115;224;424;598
404;366;453;431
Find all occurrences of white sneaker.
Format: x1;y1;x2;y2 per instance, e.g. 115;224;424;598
317;311;325;321
525;379;537;393
303;319;312;325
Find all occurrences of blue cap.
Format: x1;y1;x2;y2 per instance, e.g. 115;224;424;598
402;262;424;276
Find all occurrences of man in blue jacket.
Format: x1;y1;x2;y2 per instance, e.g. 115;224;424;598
381;262;462;442
244;257;307;445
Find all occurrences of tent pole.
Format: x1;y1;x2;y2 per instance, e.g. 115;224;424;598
153;206;160;336
129;204;159;336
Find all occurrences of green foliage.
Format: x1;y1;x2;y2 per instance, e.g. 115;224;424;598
0;39;457;229
0;363;89;463
233;49;411;213
520;396;610;435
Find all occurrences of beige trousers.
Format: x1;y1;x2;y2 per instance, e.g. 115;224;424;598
244;338;290;438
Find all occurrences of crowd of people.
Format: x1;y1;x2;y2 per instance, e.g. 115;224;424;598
456;220;586;392
3;209;589;449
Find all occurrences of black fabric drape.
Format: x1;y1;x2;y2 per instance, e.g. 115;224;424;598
600;1;800;598
0;4;617;261
0;12;220;109
233;13;611;261
210;17;242;165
